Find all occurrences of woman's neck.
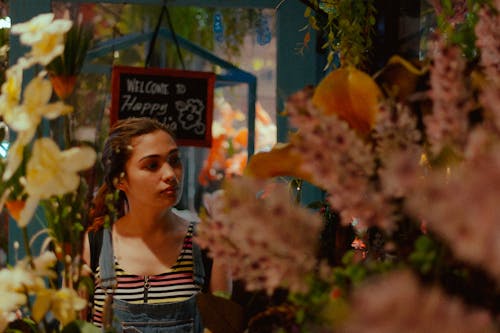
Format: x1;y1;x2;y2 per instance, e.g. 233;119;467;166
115;208;180;237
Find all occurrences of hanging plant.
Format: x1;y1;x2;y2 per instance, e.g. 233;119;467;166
302;0;376;70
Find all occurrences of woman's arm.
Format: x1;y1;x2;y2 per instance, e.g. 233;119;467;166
209;258;232;296
82;232;91;266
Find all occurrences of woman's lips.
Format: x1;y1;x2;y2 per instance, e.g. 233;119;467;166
160;187;177;195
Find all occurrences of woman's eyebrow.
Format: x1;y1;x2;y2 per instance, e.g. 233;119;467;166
138;148;179;162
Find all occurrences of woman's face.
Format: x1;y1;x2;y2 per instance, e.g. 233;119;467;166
119;130;183;210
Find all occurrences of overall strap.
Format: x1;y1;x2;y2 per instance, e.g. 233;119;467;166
89;229;103;273
99;228;117;290
192;235;206;289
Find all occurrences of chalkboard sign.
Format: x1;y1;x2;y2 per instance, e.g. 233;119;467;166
110;66;215;147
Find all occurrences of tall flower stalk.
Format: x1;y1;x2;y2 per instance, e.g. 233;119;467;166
0;13;97;332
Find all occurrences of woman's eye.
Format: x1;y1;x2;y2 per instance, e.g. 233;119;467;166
146;161;159;170
167;155;181;167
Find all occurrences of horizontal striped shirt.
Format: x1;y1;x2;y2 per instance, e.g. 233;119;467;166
92;223;200;326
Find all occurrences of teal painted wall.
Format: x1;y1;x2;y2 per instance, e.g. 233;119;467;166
8;0;52;265
276;2;325;205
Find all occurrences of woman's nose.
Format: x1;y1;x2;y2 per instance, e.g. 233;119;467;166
160;162;176;181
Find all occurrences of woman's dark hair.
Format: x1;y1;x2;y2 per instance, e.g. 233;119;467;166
88;117;176;231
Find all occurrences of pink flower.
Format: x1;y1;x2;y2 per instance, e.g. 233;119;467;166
286;101;395;230
425;33;473;155
475;5;500;85
339;270;495;333
406;147;500;279
196;178;323;294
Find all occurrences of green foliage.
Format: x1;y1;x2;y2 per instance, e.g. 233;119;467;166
305;0;376;69
409;235;439;274
46;22;93;77
434;0;492;60
288;274;348;331
41;180;91;261
61;320;100;333
114;5;262;68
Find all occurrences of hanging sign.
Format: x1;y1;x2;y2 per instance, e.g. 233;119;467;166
110;66;215;147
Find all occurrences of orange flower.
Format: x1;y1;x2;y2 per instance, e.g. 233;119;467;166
5;200;26;222
198;135;228;186
245;142;314;182
256;101;272;126
312;66;383;135
225;151;247;177
330;287;342;299
233;128;248;148
49;74;77;100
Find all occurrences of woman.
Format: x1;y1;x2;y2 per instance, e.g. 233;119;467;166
82;117;231;332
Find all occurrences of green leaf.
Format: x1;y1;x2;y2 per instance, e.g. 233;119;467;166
304;7;311;18
61;320;101;333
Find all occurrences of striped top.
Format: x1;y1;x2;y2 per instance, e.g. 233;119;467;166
91;223;201;326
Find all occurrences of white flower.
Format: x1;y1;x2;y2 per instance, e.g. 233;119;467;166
18;138;96;227
11;13;72;66
0;264;44;293
2;128;35;181
0;290;27;312
33;251;58;278
11;13;56;45
0;65;22;117
7;76;73;133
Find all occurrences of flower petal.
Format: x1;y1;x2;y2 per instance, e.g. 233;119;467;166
40;102;73;119
2;129;35;180
18;195;39;227
245;142;314;182
312;66;383;134
24;76;52;108
32;289;53;323
61;146;97;172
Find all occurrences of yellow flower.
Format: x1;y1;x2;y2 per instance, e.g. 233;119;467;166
11;13;72;66
7;76;73;133
0;263;46;296
0;300;21;332
33;288;86;326
11;13;56;45
33;251;58;279
2;128;35;181
0;290;27;311
52;288;87;326
18;138;96;227
0;312;10;333
0;65;22;116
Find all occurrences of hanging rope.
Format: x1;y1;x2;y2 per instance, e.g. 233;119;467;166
164;5;185;70
145;0;185;70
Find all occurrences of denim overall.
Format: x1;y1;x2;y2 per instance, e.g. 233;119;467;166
98;228;205;333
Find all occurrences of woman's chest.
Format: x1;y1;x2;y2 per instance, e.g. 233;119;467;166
113;236;187;276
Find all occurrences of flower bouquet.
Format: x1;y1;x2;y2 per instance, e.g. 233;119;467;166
196;1;500;332
0;13;97;333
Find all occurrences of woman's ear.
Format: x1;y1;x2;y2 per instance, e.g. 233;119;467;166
116;179;127;191
115;174;127;191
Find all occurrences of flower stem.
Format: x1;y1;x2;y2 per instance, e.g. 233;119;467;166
21;226;35;269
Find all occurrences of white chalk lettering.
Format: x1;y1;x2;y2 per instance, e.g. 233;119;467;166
121;94;137;112
126;78;144;93
145;81;169;95
121;94;168;115
176;84;186;94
